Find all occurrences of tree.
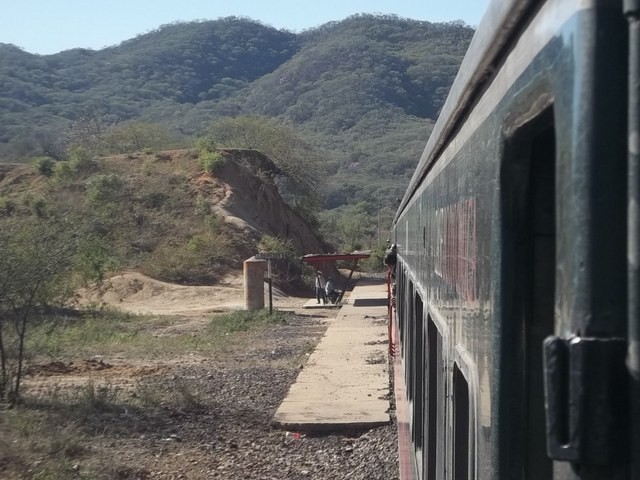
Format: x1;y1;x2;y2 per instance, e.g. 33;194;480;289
0;217;77;405
257;235;302;285
100;121;177;154
201;116;326;203
65;107;107;156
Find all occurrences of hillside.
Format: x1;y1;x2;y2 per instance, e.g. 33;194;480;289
0;15;474;213
0;148;327;286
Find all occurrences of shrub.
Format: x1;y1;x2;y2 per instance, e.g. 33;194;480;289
141;231;232;284
100;121;176;154
51;149;98;182
0;197;15;217
199;150;225;174
31;198;49;218
257;235;303;285
140;191;168;209
52;160;73;181
73;233;119;283
258;235;295;257
85;174;125;204
359;245;386;272
32;157;56;177
195;195;211;217
68;147;97;175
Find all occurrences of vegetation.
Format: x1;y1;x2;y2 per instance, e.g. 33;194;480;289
0;217;79;404
201;116;324;202
257;235;307;285
0;16;470;387
28;308;290;359
0;307;292;478
0;15;473;218
198;148;225;174
0;15;470;474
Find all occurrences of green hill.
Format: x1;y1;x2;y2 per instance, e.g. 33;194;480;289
0;14;473;218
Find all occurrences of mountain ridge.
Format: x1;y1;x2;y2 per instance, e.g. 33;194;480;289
0;14;474;212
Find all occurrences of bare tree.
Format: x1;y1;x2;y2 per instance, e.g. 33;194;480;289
0;218;76;405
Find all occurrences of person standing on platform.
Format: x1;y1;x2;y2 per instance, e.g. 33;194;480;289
325;277;338;304
315;272;327;304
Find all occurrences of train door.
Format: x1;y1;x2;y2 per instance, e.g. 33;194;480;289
500;108;555;478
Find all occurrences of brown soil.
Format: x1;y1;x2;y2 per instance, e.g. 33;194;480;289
74;271;249;316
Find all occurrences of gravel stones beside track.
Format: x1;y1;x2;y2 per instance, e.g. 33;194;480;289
95;313;399;479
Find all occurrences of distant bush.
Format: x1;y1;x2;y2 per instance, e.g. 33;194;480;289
4;194;49;218
52;148;99;182
257;235;303;285
32;157;55;177
140;191;168;209
204;213;225;233
30;198;49;218
68;147;98;175
52;160;73;181
141;231;232;284
73;233;119;283
0;197;15;217
359;245;386;272
258;235;295;257
186;232;218;253
85;174;126;204
199;150;225;174
195;195;211;217
100;121;176;154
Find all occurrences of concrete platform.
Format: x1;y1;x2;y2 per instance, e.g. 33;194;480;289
301;298;346;309
273;278;391;432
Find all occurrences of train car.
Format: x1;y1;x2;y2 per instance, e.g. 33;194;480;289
388;0;639;478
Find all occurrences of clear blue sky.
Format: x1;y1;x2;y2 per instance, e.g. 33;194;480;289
2;0;490;55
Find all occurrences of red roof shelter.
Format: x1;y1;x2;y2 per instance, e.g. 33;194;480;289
301;252;371;304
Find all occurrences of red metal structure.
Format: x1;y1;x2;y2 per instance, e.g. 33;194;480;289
301;253;370;304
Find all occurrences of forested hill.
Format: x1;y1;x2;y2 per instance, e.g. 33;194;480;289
0;14;473;211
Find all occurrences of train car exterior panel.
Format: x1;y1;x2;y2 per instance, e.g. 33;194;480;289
390;0;632;478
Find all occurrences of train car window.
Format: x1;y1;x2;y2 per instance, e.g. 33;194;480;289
501;108;555;478
397;264;405;348
397;263;407;357
524;119;555;478
412;294;425;452
453;364;470;480
425;316;441;480
407;280;415;403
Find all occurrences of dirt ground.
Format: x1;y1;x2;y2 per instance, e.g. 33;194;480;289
9;272;399;480
75;271;251;315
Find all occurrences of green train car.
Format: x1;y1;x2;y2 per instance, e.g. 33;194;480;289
388;0;639;478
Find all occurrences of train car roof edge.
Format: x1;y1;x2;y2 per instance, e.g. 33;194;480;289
395;0;537;220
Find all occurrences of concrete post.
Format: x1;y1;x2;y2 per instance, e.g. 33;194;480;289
244;257;266;311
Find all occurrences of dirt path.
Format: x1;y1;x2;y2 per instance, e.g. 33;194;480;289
75;271;309;316
75;271;247;315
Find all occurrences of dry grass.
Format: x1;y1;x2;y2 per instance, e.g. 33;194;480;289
1;308;294;480
1;150;255;287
